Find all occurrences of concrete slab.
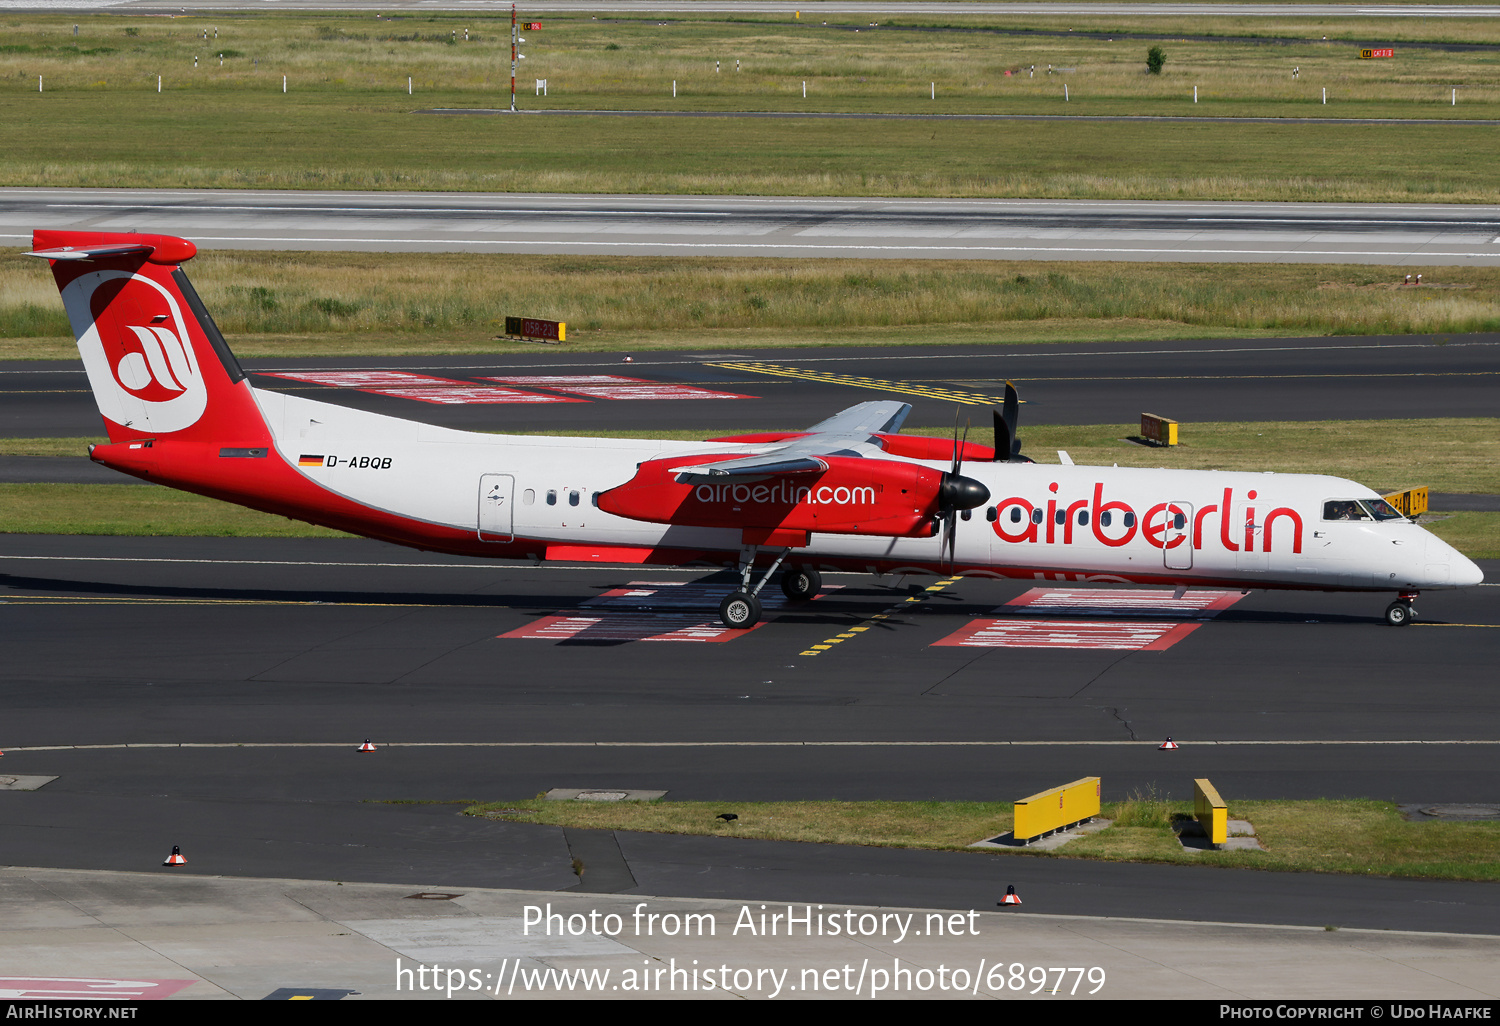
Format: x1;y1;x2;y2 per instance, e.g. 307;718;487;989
0;775;58;790
545;789;668;802
1;866;1496;1000
970;818;1112;851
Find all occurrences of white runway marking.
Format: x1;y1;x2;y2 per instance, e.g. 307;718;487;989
7;739;1499;751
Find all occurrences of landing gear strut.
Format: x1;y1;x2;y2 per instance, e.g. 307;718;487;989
1384;591;1418;627
719;546;794;629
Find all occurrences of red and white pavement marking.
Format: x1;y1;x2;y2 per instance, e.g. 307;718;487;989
259;370;580;404
1005;588;1244;618
481;375;754;401
931;587;1241;650
933;619;1202;650
500;581;837;643
0;978;197;1000
501;612;763;643
358;385;579;405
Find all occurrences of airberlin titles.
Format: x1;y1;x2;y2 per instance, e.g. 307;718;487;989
991;482;1301;555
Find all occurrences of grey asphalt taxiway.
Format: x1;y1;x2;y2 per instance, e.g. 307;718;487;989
1;531;1497;937
4;333;1499;440
8;188;1500;264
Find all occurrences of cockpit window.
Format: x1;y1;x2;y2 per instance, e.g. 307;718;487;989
1363;498;1405;522
1323;500;1371;522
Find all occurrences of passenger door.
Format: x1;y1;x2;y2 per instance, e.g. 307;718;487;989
478;474;515;542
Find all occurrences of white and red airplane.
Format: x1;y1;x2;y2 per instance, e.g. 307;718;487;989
29;229;1482;628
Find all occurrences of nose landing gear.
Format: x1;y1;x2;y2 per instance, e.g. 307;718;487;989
1384;591;1419;627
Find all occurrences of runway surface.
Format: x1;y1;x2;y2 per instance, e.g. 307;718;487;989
1;534;1497;931
5;334;1498;440
8;189;1500;264
24;2;1500;17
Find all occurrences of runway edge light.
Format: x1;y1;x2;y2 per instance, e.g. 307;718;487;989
359;739;377;752
1000;885;1022;906
163;845;186;866
1159;737;1179;750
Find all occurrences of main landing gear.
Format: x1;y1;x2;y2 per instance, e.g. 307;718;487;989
1384;591;1419;627
717;547;821;628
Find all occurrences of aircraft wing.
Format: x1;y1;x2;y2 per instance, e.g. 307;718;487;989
670;401;912;483
802;400;912;436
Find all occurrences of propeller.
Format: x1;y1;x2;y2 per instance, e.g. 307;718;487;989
992;380;1033;463
938;414;990;569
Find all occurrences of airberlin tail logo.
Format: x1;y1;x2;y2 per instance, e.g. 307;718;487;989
116;324;193;400
62;270;209;434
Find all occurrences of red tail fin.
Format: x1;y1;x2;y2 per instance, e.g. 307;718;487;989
29;230;269;447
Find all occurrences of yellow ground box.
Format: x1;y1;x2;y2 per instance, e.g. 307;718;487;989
1140;413;1178;446
1194;778;1228;847
1013;777;1101;842
1382;487;1428;518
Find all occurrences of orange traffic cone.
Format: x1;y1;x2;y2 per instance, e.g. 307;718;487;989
999;885;1021;906
358;739;376;752
622;355;633;363
163;846;186;866
1159;737;1179;750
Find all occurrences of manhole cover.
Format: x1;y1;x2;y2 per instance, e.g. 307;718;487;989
575;790;629;802
1418;804;1500;820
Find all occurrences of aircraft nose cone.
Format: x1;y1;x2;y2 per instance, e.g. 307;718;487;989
940;473;991;511
1454;553;1485;587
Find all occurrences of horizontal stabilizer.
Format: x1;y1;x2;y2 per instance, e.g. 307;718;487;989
25;243;154;262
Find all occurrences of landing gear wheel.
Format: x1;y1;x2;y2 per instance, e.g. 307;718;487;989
719;591;762;629
780;566;821;602
1384;601;1413;627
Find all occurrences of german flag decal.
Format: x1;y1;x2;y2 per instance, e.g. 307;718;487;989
298;455;325;467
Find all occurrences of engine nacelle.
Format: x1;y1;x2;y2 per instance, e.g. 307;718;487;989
597;454;960;537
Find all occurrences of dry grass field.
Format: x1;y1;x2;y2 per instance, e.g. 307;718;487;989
4;252;1498;356
2;13;1500;199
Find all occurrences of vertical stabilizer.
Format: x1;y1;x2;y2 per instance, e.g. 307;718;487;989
28;230;268;447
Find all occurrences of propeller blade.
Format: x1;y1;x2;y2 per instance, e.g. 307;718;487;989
950;408;962;477
992;407;1010;464
1003;381;1021;460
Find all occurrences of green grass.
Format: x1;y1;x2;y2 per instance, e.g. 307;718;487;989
463;797;1500;882
3;13;1500;200
5;252;1499;358
0;482;350;537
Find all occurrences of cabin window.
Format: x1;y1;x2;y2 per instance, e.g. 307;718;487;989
1010;507;1022;523
569;490;580;507
1124;511;1135;528
960;509;972;521
546;489;557;506
1100;511;1112;527
1078;510;1089;526
985;507;997;522
591;492;601;507
1173;512;1187;530
1031;508;1043;524
522;488;535;505
1055;509;1065;525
